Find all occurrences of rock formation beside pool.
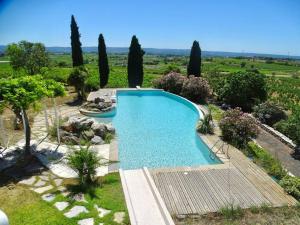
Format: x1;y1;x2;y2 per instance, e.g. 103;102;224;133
58;117;115;145
81;97;115;113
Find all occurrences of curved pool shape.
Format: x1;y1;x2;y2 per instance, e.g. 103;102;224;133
96;90;220;170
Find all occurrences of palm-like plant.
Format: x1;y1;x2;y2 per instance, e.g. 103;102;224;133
67;145;103;186
197;111;214;134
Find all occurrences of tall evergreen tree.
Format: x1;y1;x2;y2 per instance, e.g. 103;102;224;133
70;15;84;67
127;35;144;87
187;41;201;77
98;34;109;88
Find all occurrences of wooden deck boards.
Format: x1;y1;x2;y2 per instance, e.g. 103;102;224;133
151;134;297;216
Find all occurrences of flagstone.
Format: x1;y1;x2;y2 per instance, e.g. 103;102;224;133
41;193;56;202
113;212;125;224
64;206;89;218
94;204;111;218
18;176;36;185
33;185;53;194
54;201;69;211
77;218;94;225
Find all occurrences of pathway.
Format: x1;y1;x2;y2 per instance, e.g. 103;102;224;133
255;127;300;177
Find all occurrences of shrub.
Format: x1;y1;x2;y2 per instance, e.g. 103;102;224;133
153;72;186;95
180;75;211;103
67;145;100;186
219;204;244;220
246;142;287;179
220;71;267;111
68;66;88;100
253;102;287;126
203;69;227;99
163;64;181;74
274;109;300;146
279;176;300;200
219;108;258;148
197;112;214;134
85;73;100;92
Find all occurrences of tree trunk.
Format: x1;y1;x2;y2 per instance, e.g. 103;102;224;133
13;108;23;130
22;109;31;155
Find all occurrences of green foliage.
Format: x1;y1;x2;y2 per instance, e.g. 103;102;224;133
180;75;211;103
70;15;84;67
203;69;227;99
68;66;88;100
128;35;144;87
104;132;114;144
219;204;244;220
153;72;185;95
246;142;287;179
85;73;100;92
219;108;258;148
208;104;224;122
274;108;300;145
6;40;49;74
220;71;267;111
187;40;201;77
279;176;300;200
253;102;287;126
163;64;181;74
197;112;214;134
98;34;109;88
67;145;101;187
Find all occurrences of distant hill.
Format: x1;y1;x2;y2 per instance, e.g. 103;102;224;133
0;45;299;59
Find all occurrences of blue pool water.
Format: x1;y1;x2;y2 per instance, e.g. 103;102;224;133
96;90;220;170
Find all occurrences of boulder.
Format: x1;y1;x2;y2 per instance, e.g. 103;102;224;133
92;123;107;138
60;121;74;133
81;129;94;140
106;124;116;134
61;135;80;145
91;136;104;145
94;97;105;104
79;118;94;130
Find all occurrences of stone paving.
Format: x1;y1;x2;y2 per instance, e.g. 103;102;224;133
18;169;126;225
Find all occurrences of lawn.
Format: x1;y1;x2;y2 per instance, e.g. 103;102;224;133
0;172;129;225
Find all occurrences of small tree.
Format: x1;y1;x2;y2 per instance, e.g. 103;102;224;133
187;41;201;77
70;15;84;67
68;67;88;100
127;35;144;87
6;40;49;75
98;34;109;88
220;71;267;111
219;108;259;148
0;76;65;155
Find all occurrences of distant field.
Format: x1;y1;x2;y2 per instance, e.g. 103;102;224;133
1;53;300;111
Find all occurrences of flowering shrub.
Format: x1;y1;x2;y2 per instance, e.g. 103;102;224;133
219;108;259;148
279;176;300;200
253;102;286;126
180;75;211;103
153;72;186;95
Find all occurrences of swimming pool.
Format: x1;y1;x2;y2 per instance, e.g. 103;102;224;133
96;90;220;170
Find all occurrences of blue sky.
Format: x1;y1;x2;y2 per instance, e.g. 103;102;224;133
0;0;299;55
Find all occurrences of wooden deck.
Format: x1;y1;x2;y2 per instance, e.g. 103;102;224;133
151;134;298;216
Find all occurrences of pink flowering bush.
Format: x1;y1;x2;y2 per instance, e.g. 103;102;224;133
153;72;186;95
180;75;212;103
219;108;259;148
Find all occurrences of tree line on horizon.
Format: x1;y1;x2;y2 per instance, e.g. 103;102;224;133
70;15;202;89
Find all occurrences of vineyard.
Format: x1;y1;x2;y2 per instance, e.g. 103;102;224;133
267;77;300;112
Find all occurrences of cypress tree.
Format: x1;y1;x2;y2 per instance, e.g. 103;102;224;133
127;35;144;87
98;34;109;88
187;41;201;77
70;15;84;67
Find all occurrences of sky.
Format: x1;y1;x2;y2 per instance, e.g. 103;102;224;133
0;0;299;55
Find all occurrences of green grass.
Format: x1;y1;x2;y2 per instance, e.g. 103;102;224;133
0;173;129;225
208;104;224;122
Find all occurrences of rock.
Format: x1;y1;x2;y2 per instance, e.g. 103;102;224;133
71;193;87;203
54;201;69;211
33;180;46;187
54;178;63;186
94;204;111;218
94;97;105;104
106;124;115;134
91;136;104;145
79;118;94;130
61;135;80;145
42;193;56;202
81;129;95;140
102;106;113;112
39;175;50;181
18;176;36;185
60;121;74;133
78;218;94;225
33;185;53;194
113;212;125;224
64;206;89;218
92;123;107;138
